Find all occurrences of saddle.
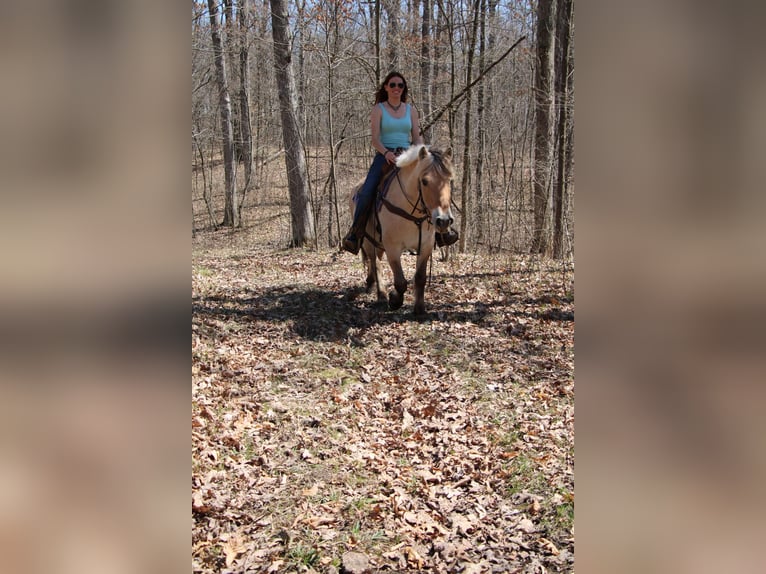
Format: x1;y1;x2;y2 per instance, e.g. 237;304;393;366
352;148;406;249
375;147;405;209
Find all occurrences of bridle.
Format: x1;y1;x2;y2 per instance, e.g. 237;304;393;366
379;151;451;254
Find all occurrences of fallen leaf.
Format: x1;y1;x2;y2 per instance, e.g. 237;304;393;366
302;484;319;497
538;537;560;555
220;533;247;567
405;545;425;569
449;513;476;536
402;409;414;430
302;514;337;528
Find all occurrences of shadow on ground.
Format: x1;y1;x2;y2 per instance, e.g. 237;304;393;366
191;282;521;344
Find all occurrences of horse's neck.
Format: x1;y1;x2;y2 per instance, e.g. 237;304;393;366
394;165;421;205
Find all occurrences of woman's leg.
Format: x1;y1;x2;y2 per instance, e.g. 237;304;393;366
343;153;388;253
352;153;387;223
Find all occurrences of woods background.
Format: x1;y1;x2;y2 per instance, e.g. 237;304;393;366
192;0;574;258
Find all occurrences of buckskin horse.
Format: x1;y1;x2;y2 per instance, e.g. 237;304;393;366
348;144;455;315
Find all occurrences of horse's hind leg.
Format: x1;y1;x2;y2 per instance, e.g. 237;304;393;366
362;247;375;292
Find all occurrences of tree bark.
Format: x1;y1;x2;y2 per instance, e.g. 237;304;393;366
269;0;315;247
419;0;433;141
223;0;242;162
553;0;573;259
458;0;481;251
532;0;557;253
237;0;254;211
474;0;487;243
383;0;400;70
207;0;239;227
374;0;381;83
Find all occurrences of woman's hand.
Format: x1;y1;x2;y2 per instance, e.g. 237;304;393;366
384;150;396;164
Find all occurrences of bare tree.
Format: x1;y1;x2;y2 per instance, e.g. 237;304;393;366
553;0;573;258
269;0;315;246
532;0;557;253
383;0;401;70
192;0;572;256
474;0;487;243
457;0;481;251
207;0;239;227
419;0;434;141
237;0;254;211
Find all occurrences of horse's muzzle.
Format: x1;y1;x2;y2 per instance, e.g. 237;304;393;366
435;214;453;231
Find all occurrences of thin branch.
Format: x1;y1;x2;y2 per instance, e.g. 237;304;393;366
421;35;526;133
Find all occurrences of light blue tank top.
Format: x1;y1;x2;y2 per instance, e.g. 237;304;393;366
379;103;412;150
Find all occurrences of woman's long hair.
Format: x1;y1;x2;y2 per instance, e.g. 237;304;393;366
374;71;409;105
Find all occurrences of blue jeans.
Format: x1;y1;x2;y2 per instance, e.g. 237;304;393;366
351;151;390;228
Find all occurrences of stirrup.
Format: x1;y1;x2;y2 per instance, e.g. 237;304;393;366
436;229;459;247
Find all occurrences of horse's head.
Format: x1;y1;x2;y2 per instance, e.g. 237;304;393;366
415;145;454;233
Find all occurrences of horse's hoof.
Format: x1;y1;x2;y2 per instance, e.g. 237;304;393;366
388;291;403;310
414;303;426;316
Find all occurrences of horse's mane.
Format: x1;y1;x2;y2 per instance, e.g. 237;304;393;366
396;144;454;179
395;144;425;167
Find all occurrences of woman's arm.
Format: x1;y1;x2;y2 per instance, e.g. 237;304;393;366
371;105;396;164
369;105;386;155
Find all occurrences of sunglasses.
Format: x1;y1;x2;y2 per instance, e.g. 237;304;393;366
388;82;405;89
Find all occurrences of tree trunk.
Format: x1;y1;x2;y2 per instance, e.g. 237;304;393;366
269;0;315;247
223;0;242;163
458;0;481;252
374;0;381;83
383;0;400;70
553;0;573;259
207;0;238;227
532;0;557;253
237;0;254;212
474;0;487;244
419;0;433;141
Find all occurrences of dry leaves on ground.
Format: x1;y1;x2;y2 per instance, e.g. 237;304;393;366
193;230;573;573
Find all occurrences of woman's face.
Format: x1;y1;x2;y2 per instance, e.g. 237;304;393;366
385;76;405;99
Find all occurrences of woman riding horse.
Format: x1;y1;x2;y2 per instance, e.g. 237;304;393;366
351;144;455;315
343;72;458;254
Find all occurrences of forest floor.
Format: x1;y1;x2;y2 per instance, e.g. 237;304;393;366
192;213;574;573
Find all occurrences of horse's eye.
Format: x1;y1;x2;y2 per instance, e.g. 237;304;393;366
421;178;429;186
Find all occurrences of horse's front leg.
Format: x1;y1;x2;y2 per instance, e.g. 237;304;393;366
412;250;431;316
386;250;407;311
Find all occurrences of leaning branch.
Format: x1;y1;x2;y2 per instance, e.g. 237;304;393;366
421;35;526;133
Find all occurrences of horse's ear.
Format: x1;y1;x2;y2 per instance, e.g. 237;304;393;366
443;147;452;160
419;145;429;160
